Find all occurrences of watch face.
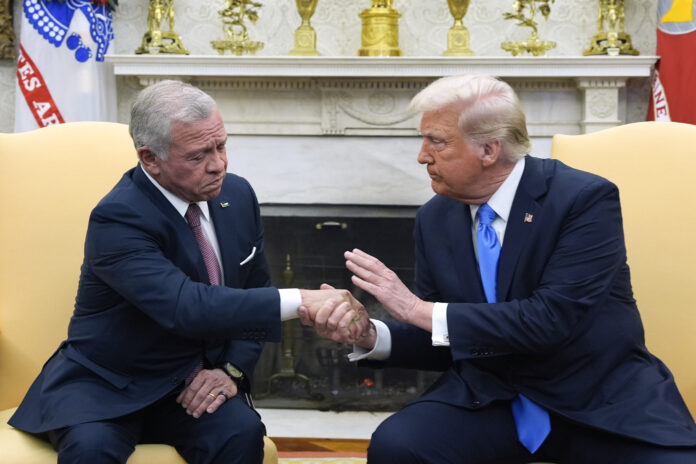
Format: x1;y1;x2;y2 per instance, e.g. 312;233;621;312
225;363;243;379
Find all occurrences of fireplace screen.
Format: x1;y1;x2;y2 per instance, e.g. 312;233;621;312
252;208;440;411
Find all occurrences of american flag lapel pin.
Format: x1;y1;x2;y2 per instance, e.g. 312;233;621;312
524;213;534;223
220;201;230;208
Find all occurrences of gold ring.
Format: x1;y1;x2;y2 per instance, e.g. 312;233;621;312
351;314;361;323
208;392;217;399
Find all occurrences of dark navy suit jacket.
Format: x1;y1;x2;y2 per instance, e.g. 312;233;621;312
366;156;696;446
10;165;281;433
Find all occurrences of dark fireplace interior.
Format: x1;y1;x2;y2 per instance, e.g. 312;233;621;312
252;205;440;411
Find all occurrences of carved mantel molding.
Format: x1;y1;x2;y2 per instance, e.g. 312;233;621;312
109;55;657;137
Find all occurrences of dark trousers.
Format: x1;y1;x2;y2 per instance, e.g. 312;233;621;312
47;391;265;464
367;400;696;464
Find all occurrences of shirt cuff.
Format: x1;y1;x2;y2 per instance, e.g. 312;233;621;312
347;319;391;362
431;302;450;346
278;288;302;321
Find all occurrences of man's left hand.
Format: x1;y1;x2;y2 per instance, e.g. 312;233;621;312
176;368;238;418
345;248;434;331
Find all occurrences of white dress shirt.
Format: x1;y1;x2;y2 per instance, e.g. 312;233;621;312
140;165;301;320
349;157;526;361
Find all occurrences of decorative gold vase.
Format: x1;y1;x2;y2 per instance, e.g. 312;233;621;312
358;0;402;57
583;0;639;56
289;0;320;56
211;0;264;56
501;0;556;56
135;0;189;55
443;0;474;56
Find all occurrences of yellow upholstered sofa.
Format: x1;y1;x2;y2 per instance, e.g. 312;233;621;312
0;122;277;463
551;121;696;415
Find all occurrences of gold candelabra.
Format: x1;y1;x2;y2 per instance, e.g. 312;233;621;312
443;0;474;56
135;0;189;55
289;0;320;56
583;0;639;56
501;0;556;56
358;0;402;57
211;0;264;56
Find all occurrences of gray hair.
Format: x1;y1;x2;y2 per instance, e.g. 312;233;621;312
129;80;217;160
409;74;531;161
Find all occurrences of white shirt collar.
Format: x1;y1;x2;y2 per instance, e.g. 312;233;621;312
470;156;526;224
139;164;212;222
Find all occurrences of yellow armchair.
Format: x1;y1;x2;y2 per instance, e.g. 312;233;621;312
551;121;696;415
0;122;277;463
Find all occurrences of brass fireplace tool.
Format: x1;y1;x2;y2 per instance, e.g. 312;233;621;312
262;254;311;397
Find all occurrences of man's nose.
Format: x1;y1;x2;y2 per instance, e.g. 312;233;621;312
417;144;431;164
208;152;226;172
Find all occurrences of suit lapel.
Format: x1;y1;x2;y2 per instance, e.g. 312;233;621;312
497;156;548;300
132;165;210;283
209;191;239;287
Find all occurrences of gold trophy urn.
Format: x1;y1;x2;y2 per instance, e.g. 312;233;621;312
358;0;402;57
135;0;189;55
289;0;320;56
443;0;474;56
584;0;639;56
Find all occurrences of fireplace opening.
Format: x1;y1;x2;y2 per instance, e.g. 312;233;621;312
252;205;440;411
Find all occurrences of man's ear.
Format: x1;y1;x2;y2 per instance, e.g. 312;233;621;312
481;140;502;167
138;147;160;176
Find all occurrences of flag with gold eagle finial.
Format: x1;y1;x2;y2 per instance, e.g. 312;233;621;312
648;0;696;124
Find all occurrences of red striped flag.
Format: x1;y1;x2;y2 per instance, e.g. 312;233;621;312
648;1;696;124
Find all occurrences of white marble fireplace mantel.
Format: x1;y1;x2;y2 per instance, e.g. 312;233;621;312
109;55;657;136
107;55;657;205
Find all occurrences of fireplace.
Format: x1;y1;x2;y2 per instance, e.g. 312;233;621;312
251;205;440;411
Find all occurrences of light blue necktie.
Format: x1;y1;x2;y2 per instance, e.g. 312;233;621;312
477;203;551;454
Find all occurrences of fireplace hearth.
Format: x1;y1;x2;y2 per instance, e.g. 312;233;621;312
252;205;440;411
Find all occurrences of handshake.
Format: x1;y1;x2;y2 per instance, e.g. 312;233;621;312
298;284;375;348
295;248;426;351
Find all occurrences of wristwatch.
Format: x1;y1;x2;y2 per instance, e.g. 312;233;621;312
220;362;254;407
221;362;245;386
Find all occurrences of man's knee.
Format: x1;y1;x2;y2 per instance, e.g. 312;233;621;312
368;415;419;463
49;422;135;464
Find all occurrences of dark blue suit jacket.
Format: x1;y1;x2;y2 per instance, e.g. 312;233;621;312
366;156;696;446
10;165;281;433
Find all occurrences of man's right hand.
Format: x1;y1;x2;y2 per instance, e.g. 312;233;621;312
298;285;373;346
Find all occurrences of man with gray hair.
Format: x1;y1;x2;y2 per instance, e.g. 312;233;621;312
303;74;696;463
9;80;367;463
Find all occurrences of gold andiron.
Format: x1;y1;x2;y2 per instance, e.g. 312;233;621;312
135;0;189;55
584;0;639;56
289;0;320;56
501;0;556;56
443;0;474;56
211;0;264;56
358;0;402;57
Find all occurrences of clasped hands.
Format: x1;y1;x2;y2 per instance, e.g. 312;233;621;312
299;248;432;347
